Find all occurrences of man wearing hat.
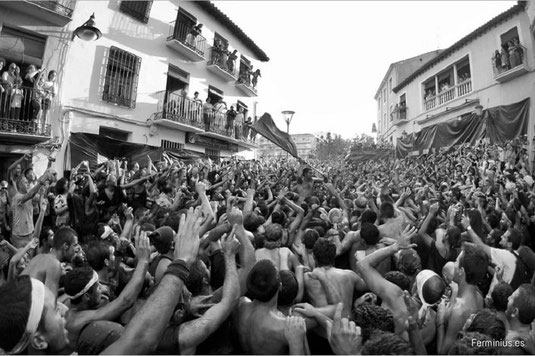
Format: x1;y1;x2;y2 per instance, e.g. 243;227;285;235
148;226;175;284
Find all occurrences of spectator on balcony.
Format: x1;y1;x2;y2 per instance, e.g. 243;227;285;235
22;65;40;89
186;23;203;49
190;91;202;123
226;106;237;136
252;69;261;90
203;97;213;131
227;50;238;74
509;39;522;68
213;38;223;67
493;50;502;72
30;70;46;123
220;43;229;70
243;117;252;140
213;98;226;129
10;79;24;121
41;70;57;130
235;107;244;140
1;63;19;116
500;45;510;71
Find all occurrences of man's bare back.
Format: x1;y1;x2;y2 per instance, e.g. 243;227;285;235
378;216;405;239
255;247;293;271
304;267;360;317
235;298;289;354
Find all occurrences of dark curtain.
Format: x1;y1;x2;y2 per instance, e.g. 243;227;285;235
395;98;530;157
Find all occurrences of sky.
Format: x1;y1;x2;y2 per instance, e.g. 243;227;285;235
215;1;515;139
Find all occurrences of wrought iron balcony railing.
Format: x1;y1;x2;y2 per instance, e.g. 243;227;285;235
26;0;75;17
0;86;52;136
207;47;238;78
155;91;255;143
167;21;206;57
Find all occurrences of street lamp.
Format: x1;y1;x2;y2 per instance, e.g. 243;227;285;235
281;110;295;159
72;13;102;41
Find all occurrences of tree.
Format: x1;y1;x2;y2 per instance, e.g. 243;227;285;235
312;132;352;161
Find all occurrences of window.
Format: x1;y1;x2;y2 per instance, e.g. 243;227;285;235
236;100;248;118
388;78;392;92
0;26;46;67
400;94;406;107
173;8;196;42
383;88;386;103
120;0;153;23
103;46;142;108
207;85;223;105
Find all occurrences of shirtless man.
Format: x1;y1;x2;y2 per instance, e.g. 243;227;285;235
295;166;322;203
62;232;151;350
21;225;82;296
436;244;488;354
255;223;300;271
304;238;366;318
234;259;293;354
378;202;406;240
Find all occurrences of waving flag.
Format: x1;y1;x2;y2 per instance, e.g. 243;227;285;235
252;113;299;158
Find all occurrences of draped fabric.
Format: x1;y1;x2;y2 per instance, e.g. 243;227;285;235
396;98;530;157
346;147;394;164
252;113;299;158
69;133;202;170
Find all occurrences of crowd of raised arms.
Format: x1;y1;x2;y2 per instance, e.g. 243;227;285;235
1;138;535;355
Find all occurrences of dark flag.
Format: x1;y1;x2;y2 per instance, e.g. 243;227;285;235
252;113;299;158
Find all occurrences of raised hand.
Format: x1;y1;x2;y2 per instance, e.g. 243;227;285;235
123;206;134;221
222;227;240;256
429;202;439;215
326;302;362;355
135;231;151;262
174;207;203;265
398;225;417;249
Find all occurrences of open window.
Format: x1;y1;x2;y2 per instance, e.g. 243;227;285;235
0;26;46;67
238;55;251;84
236;100;248;118
173;8;196;43
207;85;223;105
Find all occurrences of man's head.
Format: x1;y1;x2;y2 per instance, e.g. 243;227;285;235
384;271;411;292
278;270;298;307
264;223;283;247
454;244;488;285
313;238;336;267
415;269;446;306
499;228;522;250
360;223;380;245
506;283;535;325
0;276;69;354
52;226;81;263
466;309;506;341
85;241;114;273
302;229;319;250
184;258;211;296
448;331;498;355
64;267;102;308
379;202;395;220
445;226;461;248
491;281;513;312
246;260;280;302
397;249;421;277
351;304;394;342
442;261;455;285
360;209;377;224
148;226;175;254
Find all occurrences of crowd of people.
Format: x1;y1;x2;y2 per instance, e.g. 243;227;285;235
1;137;535;355
0;58;57;133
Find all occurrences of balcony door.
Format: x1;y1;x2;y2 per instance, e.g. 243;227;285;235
174;8;196;42
164;65;188;117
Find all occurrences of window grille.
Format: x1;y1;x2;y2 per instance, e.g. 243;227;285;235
119;0;153;23
103;46;141;108
206;149;220;157
161;140;184;150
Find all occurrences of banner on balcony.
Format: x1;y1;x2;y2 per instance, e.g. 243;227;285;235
396;98;530;157
69;133;202;170
252;113;299;158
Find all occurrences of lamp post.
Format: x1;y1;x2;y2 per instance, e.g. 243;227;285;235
72;13;102;41
282;110;295;159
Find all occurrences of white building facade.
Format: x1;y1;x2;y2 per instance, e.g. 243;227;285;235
0;0;269;177
376;2;535;156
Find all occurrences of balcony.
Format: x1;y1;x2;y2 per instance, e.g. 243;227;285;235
152;91;204;133
392;105;407;126
235;76;258;97
152;91;256;149
166;21;206;62
424;79;472;111
0;1;75;26
0;87;52;144
492;45;529;83
206;47;238;82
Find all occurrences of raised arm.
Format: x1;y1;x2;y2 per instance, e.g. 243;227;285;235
417;202;439;247
461;215;491;258
103;207;202;355
178;230;241;354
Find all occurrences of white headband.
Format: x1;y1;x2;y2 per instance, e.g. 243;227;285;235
416;269;440;325
67;270;99;300
8;278;46;354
